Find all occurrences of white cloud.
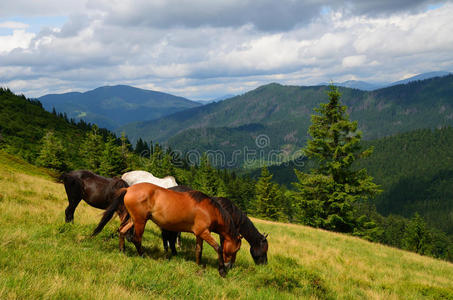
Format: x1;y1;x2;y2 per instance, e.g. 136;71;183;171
0;1;452;99
342;55;367;68
0;30;35;53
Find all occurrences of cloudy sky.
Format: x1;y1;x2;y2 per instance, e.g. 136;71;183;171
1;0;452;100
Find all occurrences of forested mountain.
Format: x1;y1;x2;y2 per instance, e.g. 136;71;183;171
0;88;90;163
39;85;200;129
321;71;451;91
319;80;384;91
388;71;451;87
250;127;453;238
121;75;453;167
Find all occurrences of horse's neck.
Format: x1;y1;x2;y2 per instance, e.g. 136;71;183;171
240;217;263;246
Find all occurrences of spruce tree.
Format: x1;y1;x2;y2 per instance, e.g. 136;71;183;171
254;167;283;220
99;136;126;177
193;153;219;196
79;125;104;173
36;130;67;171
404;213;430;254
293;85;381;232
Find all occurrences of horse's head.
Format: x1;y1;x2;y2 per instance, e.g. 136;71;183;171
222;235;242;269
250;233;268;265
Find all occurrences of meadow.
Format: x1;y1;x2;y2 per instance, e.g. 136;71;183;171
0;151;452;299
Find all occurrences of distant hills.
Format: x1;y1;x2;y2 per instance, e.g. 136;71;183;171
38;85;201;129
120;74;453;166
195;94;236;104
324;71;451;91
319;80;384;91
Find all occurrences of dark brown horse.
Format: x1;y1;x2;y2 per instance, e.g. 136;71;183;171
60;170;130;248
92;183;242;277
169;186;268;265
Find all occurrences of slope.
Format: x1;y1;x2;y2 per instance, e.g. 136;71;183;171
39;85;201;129
0;151;452;299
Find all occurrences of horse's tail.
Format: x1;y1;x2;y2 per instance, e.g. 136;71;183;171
92;187;128;236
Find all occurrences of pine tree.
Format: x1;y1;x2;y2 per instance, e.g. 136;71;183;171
193;153;219;196
293;85;381;232
254;167;283;220
79;125;104;173
135;138;150;156
36;130;67;171
99;136;126;177
147;143;165;177
404;212;430;254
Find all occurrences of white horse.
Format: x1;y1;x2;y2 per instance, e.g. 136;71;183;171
121;170;180;252
121;170;178;188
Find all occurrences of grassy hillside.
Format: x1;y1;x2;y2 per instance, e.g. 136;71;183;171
121;75;453;167
1;151;452;299
39;85;201;130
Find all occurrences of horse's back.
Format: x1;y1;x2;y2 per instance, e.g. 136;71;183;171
122;170;178;188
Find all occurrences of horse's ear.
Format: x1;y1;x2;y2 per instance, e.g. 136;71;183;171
263;232;269;239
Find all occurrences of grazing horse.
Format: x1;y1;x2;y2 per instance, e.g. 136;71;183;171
121;170;181;255
92;183;242;277
169;186;268;265
60;170;129;223
60;170;131;250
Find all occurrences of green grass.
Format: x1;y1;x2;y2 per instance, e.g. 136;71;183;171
1;151;452;299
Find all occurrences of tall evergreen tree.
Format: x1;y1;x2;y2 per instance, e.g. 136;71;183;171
79;125;104;173
36;130;67;171
293;85;381;232
254;167;283;220
99;136;127;177
404;212;430;254
193;153;219;196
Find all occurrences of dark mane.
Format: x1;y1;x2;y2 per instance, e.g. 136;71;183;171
213;197;264;246
170;187;238;239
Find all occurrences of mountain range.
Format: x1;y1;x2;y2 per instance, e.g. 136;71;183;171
38;85;201;129
120;74;453;166
321;71;451;91
37;71;450;132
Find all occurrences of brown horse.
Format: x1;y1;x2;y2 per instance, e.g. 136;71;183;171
169;186;268;265
60;170;130;249
92;183;242;277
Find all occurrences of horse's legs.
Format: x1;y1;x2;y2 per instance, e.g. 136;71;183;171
64;180;82;223
131;221;146;256
169;234;177;257
118;220;134;252
198;230;226;277
161;230;169;252
117;207;130;252
195;236;203;265
176;232;182;249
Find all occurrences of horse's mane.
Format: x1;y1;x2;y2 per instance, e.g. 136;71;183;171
214;197;264;246
171;187;238;239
